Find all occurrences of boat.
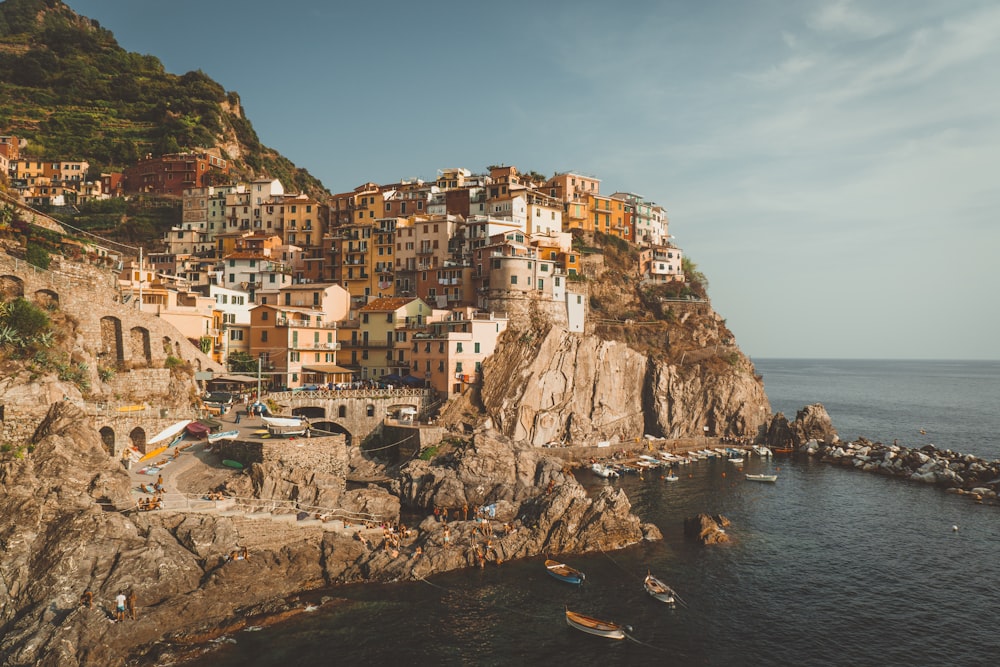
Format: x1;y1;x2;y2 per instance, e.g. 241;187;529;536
207;429;239;443
185;421;211;438
590;462;619;478
147;420;193;445
545;559;585;585
222;459;244;469
261;416;306;428
728;456;744;464
753;445;773;457
262;415;309;437
565;608;627;640
644;573;681;604
662;474;679;482
745;473;778;482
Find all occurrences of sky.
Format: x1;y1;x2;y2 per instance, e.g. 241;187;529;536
63;0;1000;360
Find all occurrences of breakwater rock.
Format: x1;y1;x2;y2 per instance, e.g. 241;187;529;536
800;437;1000;501
684;513;731;545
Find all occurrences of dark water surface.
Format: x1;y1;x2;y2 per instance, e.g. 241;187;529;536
185;360;1000;666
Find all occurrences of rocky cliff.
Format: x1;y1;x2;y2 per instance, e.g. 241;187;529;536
0;404;654;667
480;324;770;446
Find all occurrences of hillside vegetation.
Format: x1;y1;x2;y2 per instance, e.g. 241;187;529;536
0;0;327;196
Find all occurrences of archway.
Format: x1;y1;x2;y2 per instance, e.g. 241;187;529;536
33;288;59;310
100;316;124;366
99;426;116;456
128;426;147;454
130;326;152;365
310;421;351;445
292;406;325;420
0;274;25;299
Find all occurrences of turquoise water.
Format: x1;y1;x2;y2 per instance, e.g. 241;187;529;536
184;360;1000;666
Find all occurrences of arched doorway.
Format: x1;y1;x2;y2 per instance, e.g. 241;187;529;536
292;406;325;420
99;426;116;456
128;426;147;454
309;421;351;445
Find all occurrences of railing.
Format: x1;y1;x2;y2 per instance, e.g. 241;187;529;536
175;492;388;524
270;387;432;400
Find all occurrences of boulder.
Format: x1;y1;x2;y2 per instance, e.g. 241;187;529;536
684;513;731;545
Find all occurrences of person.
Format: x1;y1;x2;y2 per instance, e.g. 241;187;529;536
235;409;241;424
462;503;469;521
241;546;250;561
80;589;93;609
127;590;137;620
154;475;164;492
115;591;127;622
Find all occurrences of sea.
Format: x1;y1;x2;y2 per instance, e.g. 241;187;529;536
184;359;1000;666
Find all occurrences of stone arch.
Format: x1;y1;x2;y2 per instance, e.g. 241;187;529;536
99;426;116;456
337;405;347;418
310;420;351;445
293;405;325;420
366;404;375;417
32;288;59;309
0;275;25;300
101;316;124;366
129;326;152;365
129;426;147;454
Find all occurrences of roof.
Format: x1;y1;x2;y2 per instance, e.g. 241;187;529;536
359;297;417;312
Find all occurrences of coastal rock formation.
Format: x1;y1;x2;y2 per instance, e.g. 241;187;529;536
481;326;770;446
801;437;1000;500
684;513;731;545
763;403;839;448
0;403;656;667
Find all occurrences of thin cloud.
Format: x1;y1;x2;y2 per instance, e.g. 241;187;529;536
809;0;892;38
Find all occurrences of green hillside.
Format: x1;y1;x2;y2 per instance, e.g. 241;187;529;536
0;0;327;196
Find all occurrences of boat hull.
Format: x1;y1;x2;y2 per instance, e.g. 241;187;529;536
565;609;626;640
644;575;677;604
545;559;585;585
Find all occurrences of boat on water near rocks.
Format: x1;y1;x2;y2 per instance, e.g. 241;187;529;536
565;608;628;640
546;559;586;585
590;462;619;478
745;473;777;483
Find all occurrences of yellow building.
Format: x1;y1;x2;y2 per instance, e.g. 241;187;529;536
351;297;432;381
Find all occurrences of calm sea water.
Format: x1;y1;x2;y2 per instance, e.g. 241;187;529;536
184;360;1000;666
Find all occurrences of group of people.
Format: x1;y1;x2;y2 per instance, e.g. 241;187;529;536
80;589;136;621
136;495;162;511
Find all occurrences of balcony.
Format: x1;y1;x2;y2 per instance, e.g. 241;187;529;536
294;341;341;350
275;317;338;329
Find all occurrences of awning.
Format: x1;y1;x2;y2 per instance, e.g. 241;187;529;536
212;374;260;383
301;364;354;374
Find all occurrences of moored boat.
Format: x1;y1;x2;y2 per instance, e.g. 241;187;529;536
545;559;585;585
565;608;627;639
147;420;193;445
745;473;778;482
644;573;681;604
207;429;239;443
590;462;619;478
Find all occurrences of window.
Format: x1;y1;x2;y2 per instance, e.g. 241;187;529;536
338;405;347;418
229;329;244;341
474;342;480;353
261;330;268;342
366;405;375;417
261;311;269;320
456;342;463;353
511;275;518;285
455;362;463;373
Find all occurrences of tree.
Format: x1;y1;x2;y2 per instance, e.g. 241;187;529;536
25;242;51;269
227;350;258;373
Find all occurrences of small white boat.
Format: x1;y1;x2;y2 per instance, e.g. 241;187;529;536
746;473;778;483
753;445;774;457
728;457;744;464
565;608;627;640
207;429;239;443
644;573;681;604
590;463;619;478
147;420;193;445
663;474;679;482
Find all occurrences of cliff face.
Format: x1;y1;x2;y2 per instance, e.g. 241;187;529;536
481;325;770;446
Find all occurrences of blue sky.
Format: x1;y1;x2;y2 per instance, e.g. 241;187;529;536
64;0;999;360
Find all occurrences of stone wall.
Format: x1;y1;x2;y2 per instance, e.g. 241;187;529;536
216;434;348;475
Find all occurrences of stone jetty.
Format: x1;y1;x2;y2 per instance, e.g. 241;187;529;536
800;437;1000;502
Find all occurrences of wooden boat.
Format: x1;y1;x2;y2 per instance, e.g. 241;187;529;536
728;456;744;464
147;420;193;445
262;415;309;437
207;429;239;443
644;573;680;604
745;473;778;482
565;608;627;640
545;559;585;585
222;459;244;469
